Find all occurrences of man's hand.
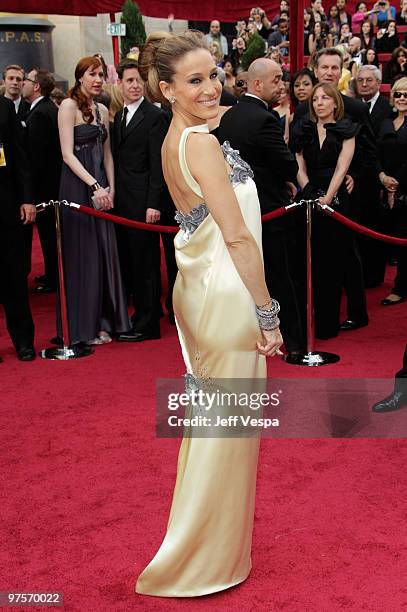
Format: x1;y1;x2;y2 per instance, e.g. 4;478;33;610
20;204;36;225
146;208;161;223
345;174;354;194
286;182;297;200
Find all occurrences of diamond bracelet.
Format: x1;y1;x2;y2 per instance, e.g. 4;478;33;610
255;298;280;331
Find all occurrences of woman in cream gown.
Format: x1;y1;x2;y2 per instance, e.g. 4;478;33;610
136;32;283;598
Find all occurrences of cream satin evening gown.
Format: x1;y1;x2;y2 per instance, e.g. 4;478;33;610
136;124;266;597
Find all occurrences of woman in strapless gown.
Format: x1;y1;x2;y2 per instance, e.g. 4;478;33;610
57;56;130;345
136;32;283;597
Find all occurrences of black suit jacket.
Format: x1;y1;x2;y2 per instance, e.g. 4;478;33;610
16;97;30;123
293;93;378;178
0;96;32;226
216;95;298;230
369;94;393;136
24;97;62;203
113;98;171;221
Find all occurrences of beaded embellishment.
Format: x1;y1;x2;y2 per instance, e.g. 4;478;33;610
221;141;254;187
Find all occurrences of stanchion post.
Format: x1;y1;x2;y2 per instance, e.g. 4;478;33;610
284;199;340;366
39;200;93;360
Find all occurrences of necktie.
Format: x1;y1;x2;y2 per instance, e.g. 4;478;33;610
366;100;372;113
121;106;128;139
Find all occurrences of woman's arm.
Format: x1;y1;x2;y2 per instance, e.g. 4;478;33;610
308;34;316;55
320;137;355;204
100;104;114;209
188;133;283;355
58;98;112;209
295;151;310;190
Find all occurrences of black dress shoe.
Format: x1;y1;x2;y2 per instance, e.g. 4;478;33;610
117;330;160;342
33;284;56;294
339;319;368;331
372;391;407;413
17;346;36;361
34;274;47;284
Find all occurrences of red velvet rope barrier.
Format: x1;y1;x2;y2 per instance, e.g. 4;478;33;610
64;202;294;232
58;201;407;246
319;206;407;247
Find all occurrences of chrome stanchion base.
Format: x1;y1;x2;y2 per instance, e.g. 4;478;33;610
284;351;340;366
39;344;94;360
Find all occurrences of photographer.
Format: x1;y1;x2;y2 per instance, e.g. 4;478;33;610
251;6;272;40
372;0;397;26
308;21;333;54
268;18;290;56
376;20;400;53
339;22;353;45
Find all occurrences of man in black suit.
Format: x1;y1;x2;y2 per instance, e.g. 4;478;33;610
3;65;31;273
113;59;170;342
22;68;62;293
216;58;304;355
0;96;36;361
293;47;375;332
2;64;30;122
372;344;407;412
356;64;393;288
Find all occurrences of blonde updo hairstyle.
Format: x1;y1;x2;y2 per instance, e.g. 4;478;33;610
138;30;210;105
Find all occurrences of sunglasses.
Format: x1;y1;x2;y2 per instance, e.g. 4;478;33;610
394;91;407;99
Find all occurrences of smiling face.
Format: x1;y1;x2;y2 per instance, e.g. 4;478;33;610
119;67;144;105
80;63;104;98
160;48;222;122
312;85;337;121
294;74;314;101
388;21;396;35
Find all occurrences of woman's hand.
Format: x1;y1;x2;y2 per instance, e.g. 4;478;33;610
257;328;284;357
93;187;113;210
318;194;332;206
381;174;399;191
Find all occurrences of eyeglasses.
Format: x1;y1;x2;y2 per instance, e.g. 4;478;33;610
24;77;37;83
394;91;407;99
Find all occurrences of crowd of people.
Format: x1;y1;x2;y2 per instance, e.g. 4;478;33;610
0;2;406;365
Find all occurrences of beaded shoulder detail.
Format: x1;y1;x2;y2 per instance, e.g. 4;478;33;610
174;142;253;238
221;141;254;187
174;203;209;240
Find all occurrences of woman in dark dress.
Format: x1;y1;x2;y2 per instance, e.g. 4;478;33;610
294;83;359;339
58;56;130;345
378;77;407;306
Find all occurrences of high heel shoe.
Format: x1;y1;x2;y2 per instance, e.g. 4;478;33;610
381;294;406;306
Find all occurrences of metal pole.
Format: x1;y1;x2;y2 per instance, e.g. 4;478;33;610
39;201;93;360
284;199;340;366
306;199;314;354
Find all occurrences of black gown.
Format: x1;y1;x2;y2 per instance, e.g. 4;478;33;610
58;104;130;344
378;116;407;298
294;118;360;339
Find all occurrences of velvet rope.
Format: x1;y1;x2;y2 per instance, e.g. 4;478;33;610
63;201;295;232
319;206;407;247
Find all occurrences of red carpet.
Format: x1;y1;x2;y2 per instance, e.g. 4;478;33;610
1;234;407;611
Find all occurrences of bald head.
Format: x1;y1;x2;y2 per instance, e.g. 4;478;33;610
247;58;283;104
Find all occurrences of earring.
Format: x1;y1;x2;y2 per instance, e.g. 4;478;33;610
168;96;176;104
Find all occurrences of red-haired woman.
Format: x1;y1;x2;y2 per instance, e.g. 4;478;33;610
57;56;130;345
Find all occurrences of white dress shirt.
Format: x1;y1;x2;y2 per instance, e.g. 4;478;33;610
244;93;269;109
364;90;380;113
30;96;44;111
123;96;144;125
